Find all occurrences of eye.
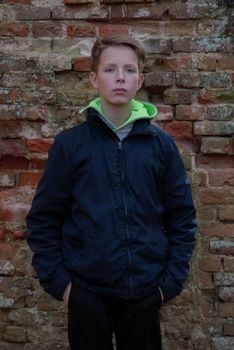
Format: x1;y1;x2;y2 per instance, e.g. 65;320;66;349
104;68;114;72
127;68;137;73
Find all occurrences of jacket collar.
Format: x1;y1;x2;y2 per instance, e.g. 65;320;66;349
86;108;157;139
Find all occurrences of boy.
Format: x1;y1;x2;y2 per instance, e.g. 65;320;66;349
26;34;197;350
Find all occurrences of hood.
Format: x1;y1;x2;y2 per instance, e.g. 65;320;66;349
80;97;157;131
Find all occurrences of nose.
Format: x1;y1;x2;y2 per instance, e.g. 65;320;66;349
116;69;125;82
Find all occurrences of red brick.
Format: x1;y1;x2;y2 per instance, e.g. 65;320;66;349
99;23;129;37
2;0;31;3
0;88;18;104
65;0;95;3
202;72;231;89
196;206;216;222
52;5;109;20
125;3;169;20
0;156;29;170
16;6;51;20
32;22;63;38
0;105;22;120
176;105;206;121
165;21;196;36
9;229;27;240
72;57;91;71
20;86;56;105
0;57;28;72
176;72;201;88
125;0;154;2
169;2;188;19
31;158;47;169
0;173;15;188
0;241;17;259
164;121;192;138
200;303;216;319
199;319;222;337
0;226;6;240
224;257;234;272
0;200;29;224
210;240;234;255
188;2;221;18
218;287;234;302
67;22;95;38
218;303;234;318
173;38;196;53
217;54;234;70
197;19;226;37
199;88;234;105
194;121;234;136
1;71;54;89
171;289;191;306
144;71;173;88
224;322;234;336
197;155;234;170
200;290;217;318
199;187;234;205
199;271;214;289
201;137;232;154
100;0;122;2
27;139;53;153
129;22;161;38
196;38;231;53
199;255;222;272
200;223;234;238
154;105;173;121
22;105;49;121
0;121;22;138
18;172;42;186
110;4;125;19
219;207;234;222
197;54;217;71
0;23;29;37
208;170;234;186
164;89;193;105
0;139;26;157
142;38;170;54
207;105;234;121
163;56;193;72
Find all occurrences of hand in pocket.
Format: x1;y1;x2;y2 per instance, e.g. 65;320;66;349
63;282;72;305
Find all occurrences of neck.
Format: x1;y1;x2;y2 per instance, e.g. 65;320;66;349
101;100;132;127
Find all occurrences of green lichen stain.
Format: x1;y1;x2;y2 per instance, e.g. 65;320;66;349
219;88;234;103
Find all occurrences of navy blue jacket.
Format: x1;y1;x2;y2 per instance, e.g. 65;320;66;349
26;108;197;302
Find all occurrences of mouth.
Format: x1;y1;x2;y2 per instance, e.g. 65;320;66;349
113;88;127;93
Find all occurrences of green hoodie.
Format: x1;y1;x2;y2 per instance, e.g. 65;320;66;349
80;97;157;131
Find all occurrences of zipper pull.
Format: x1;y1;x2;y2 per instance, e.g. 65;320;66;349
118;141;122;150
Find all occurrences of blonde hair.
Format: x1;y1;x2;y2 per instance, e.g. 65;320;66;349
91;34;146;73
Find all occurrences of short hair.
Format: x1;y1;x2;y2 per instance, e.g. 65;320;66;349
91;34;146;73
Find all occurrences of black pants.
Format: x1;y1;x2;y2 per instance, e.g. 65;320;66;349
68;285;162;350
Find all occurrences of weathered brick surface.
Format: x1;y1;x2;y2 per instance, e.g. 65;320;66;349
0;0;233;349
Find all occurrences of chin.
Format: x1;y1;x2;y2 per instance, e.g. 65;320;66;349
110;97;131;105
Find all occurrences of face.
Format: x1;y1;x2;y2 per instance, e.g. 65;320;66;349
90;45;144;109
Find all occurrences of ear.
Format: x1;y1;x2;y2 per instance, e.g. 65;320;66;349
89;71;99;89
137;73;144;91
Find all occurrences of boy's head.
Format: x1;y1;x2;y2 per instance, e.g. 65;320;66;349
91;34;146;73
89;34;145;117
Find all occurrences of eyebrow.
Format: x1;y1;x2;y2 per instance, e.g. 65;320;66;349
103;63;138;67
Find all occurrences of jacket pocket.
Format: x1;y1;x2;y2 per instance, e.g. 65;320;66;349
67;232;85;250
63;231;87;270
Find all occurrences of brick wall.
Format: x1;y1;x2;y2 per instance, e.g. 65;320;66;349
0;0;233;349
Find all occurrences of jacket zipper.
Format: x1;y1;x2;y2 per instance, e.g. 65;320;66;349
118;141;134;298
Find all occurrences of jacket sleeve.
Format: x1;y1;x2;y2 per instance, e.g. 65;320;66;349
158;138;197;303
26;136;73;301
